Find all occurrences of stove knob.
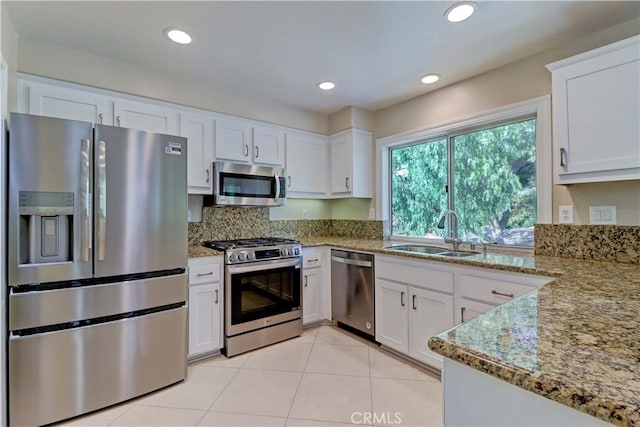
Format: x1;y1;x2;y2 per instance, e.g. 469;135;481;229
294;247;300;255
229;253;238;263
238;253;247;262
247;252;256;261
281;248;289;256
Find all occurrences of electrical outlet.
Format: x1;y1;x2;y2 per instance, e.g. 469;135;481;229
369;208;375;219
302;209;309;219
589;205;617;225
559;206;574;224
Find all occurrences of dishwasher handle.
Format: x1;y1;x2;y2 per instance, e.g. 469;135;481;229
331;256;372;268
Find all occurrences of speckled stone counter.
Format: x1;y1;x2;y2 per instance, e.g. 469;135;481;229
188;245;223;258
300;238;640;426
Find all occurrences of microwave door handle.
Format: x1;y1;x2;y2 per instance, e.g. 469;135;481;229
274;173;281;199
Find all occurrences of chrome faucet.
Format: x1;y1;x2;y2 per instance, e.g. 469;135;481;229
437;209;463;251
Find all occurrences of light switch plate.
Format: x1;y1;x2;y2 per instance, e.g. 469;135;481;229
589;205;617;225
558;206;574;224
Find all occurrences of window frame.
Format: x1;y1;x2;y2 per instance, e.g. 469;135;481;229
376;96;552;249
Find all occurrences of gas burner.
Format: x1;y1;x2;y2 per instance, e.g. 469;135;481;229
202;237;301;265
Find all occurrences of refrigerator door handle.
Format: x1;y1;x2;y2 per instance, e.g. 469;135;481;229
97;140;107;261
80;139;92;261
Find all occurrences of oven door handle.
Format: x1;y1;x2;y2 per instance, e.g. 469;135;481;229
226;257;301;274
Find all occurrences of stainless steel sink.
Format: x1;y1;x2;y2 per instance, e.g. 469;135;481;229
388;245;448;254
388;245;479;258
436;251;479;258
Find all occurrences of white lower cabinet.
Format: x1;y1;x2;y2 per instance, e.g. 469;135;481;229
375;255;454;370
302;247;330;325
188;256;224;358
374;254;551;370
455;268;552;324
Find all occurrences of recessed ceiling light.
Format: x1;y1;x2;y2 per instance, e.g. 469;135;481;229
318;81;336;90
445;2;475;23
421;74;440;84
165;28;192;45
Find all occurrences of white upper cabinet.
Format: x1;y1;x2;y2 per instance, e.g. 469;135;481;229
27;82;113;125
547;35;640;184
253;125;285;166
180;112;214;194
215;119;285;167
113;99;180;135
329;128;372;198
214;118;253;163
285;131;328;197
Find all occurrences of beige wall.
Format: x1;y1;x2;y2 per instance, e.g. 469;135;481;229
1;5;18;110
329;106;375;134
16;38;328;134
375;18;640;226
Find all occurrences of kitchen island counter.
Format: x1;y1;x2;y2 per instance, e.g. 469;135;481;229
299;237;640;426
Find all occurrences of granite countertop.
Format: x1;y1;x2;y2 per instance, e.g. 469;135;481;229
188;245;224;258
187;237;639;425
299;237;640;426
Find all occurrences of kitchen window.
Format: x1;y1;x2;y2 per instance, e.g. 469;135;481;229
378;96;552;248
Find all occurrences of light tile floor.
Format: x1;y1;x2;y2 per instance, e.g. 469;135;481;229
56;326;443;427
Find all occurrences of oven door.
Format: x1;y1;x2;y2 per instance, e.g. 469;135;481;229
225;257;302;336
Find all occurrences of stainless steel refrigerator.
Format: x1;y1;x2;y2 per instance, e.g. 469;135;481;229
7;113;188;427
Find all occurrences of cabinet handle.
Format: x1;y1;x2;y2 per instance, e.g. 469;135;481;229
214;289;219;304
461;307;466;323
287;176;292;187
400;291;406;307
255;146;259;158
491;290;514;298
205;169;210;183
559;148;567;168
116;116;121;127
98;113;103;124
197;271;214;277
412;295;417;310
244;144;249;157
345;176;350;190
307;258;319;263
304;275;308;287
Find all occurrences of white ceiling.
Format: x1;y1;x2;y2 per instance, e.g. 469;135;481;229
6;1;640;114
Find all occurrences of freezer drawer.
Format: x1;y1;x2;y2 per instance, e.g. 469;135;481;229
9;306;188;427
9;273;187;331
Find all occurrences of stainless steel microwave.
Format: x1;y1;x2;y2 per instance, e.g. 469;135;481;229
213;161;287;206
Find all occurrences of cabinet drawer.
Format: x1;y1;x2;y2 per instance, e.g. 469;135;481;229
459;274;535;305
302;247;323;269
376;257;453;295
188;257;222;284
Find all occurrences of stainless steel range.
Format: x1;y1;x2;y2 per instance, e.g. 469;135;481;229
203;237;303;356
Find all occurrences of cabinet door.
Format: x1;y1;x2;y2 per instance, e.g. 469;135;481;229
550;37;640;183
253;125;285;166
458;298;496;324
375;279;409;353
409;287;454;369
113;99;179;135
215;118;252;162
181;112;214;194
188;282;222;357
286;132;328;196
303;268;322;324
29;83;112;124
330;134;352;194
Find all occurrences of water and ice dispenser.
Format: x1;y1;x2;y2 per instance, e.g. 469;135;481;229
19;191;74;265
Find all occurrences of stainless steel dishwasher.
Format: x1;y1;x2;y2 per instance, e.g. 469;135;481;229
331;250;375;338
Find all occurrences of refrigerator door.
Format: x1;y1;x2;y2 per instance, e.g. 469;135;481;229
93;125;187;277
8;113;93;285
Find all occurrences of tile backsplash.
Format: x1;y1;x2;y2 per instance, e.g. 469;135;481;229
534;224;639;264
188;206;383;244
